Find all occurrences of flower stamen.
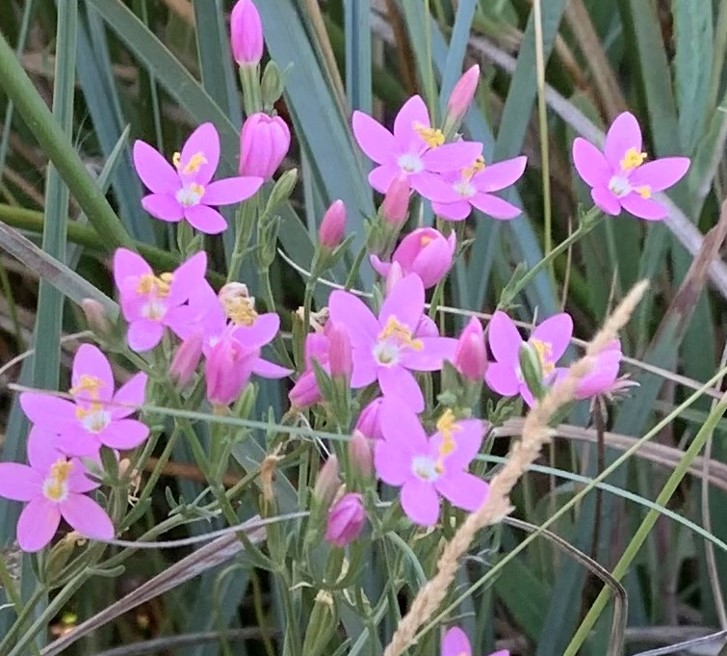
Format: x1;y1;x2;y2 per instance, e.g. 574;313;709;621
620;147;647;172
413;122;445;149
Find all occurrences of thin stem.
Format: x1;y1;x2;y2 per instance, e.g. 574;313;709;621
0;585;44;654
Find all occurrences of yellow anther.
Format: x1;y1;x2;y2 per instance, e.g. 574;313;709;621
44;459;74;501
435;409;462;473
461;156;486;180
69;374;103;398
637;185;651;199
136;272;173;297
377;316;423;351
420;235;433;247
224;296;259;326
620;147;647;172
75;402;102;421
172;152;181;169
529;338;554;376
181;152;208;175
413;122;445;149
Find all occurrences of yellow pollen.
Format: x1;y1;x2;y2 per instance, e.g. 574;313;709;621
435;409;462;473
637;185;651;199
461;156;486;180
377;316;423;351
620;147;647;171
69;374;103;398
172;152;181;169
224;296;259;326
45;459;73;501
172;151;208;175
530;338;554;376
136;272;173;297
420;235;433;246
413;122;445;149
75;402;102;421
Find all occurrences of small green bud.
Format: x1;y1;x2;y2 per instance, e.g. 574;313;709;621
261;60;287;111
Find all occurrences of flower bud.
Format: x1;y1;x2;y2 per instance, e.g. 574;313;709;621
370;227;456;289
319;200;346;250
380;174;410;226
518;341;546;402
355;397;384;440
325;493;365;547
446;64;480;124
575;340;622;399
230;0;264;67
81;298;111;337
383;261;404;295
261;60;286;108
314;455;340;508
205;334;257;407
265;168;298;215
453;317;487;381
348;430;373;479
288;370;322;409
170;332;203;388
327;322;352;379
239;113;290;179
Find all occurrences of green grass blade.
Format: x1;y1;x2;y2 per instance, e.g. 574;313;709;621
438;0;477;107
345;0;372;113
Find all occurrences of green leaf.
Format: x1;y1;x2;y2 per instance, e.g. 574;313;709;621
345;0;372;113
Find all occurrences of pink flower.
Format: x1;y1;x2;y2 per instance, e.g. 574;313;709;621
113;248;207;352
204;329;258;407
325;493;366;547
328;274;457;412
485;311;572;407
288;332;330;408
380;174;411;226
442;627;509;656
230;0;263;66
134;122;263;234
432;155;527;221
375;401;488;526
370;227;456;289
20;345;149;457
327;322;352;379
575;340;622;399
319;199;346;249
446;64;480;123
355;396;384;440
0;427;114;552
313;455;340;507
170;331;203;388
572;112;690;220
349;430;373;478
352;95;482;201
239;113;291;180
453;317;487;381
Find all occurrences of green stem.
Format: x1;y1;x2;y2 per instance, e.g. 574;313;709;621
0;585;44;655
563;393;727;655
0;30;133;250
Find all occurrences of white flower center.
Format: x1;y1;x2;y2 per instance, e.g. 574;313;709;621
454;179;476;198
372;341;401;366
175;183;205;207
76;403;111;434
142;300;167;321
42;459;73;502
397;153;424;174
608;175;631;198
411;455;440;482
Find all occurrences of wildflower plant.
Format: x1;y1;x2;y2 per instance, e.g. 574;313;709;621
0;1;709;655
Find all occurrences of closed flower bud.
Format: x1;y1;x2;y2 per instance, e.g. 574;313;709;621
325;493;365;547
288;370;322;409
81;298;111;337
314;455;340;508
170;332;203;388
327;322;352;379
380;174;410;226
319;200;346;249
239;113;290;179
230;0;264;67
370;227;456;289
355;397;384;440
384;261;404;295
205;335;257;407
348;430;373;479
446;64;480;123
453;317;487;381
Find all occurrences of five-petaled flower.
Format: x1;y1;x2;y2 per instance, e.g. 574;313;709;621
328;274;457;412
375;401;489;526
20;344;149;457
485;310;573;407
442;626;509;656
352;95;482;202
0;426;114;552
133;122;263;234
572;112;690;220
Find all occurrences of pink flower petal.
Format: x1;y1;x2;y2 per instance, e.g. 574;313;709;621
591;186;621;215
604;111;642;170
378;366;424;412
442;628;471;656
436;471;489;512
432;199;472;221
488;311;522;366
17;499;61;552
142;194;184;222
380;396;428;452
350;351;379;388
572;138;611;188
474;155;527;191
393;95;431;152
127;319;165;352
20;393;76;430
379;274;424;331
67;460;101;493
374;439;413;486
328;290;380;348
98;419;149;450
410;171;463;203
133;140;179;194
369;255;392;278
401;337;457;371
469;193;521;220
54;432;101;458
629;157;690;192
180;122;220;186
429;418;485;471
111;372;147;419
619;193;668;221
531;313;573;361
60;494;114;540
203;176;263;205
352;111;396;164
423;141;482;173
168;251;207;304
485;362;520;396
400;478;440;526
184;204;228;234
231;313;280;348
252;357;293;378
113;248;151;292
0;464;42;501
369;164;401;194
72;344;114;403
27;425;63;471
